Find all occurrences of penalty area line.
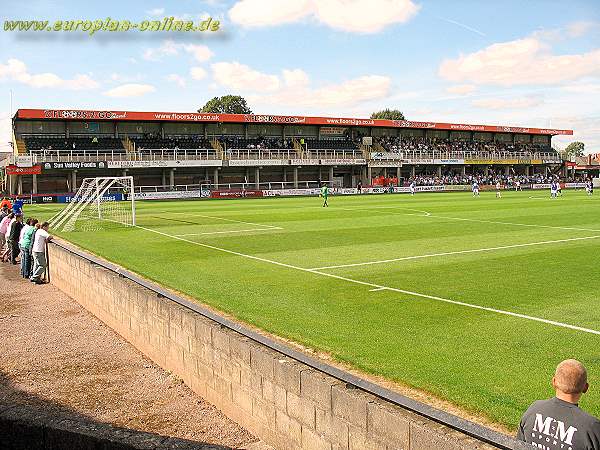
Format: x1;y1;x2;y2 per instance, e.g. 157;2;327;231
167;211;283;230
175;228;282;237
337;204;600;233
309;235;600;270
427;214;600;233
132;224;600;336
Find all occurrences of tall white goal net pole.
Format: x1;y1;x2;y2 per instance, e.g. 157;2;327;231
50;176;136;232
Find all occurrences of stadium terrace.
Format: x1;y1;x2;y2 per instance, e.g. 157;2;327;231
1;108;588;199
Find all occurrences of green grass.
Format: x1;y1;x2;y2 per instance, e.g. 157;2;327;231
29;190;600;429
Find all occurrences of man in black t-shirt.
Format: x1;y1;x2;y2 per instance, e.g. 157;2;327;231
517;359;600;450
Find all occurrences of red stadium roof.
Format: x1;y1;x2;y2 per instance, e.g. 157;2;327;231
15;108;573;136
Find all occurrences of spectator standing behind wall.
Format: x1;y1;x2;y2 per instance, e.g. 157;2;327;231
19;218;38;279
517;359;600;450
0;207;10;257
30;221;53;285
1;213;15;262
8;214;24;265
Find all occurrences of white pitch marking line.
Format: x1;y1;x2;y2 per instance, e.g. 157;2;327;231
339;206;431;216
428;214;600;233
309;235;600;270
369;287;388;292
339;204;600;233
166;211;283;230
175;228;281;237
133;224;600;336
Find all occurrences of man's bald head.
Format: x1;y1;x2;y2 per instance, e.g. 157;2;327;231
553;359;588;395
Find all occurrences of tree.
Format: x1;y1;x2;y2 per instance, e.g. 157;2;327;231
370;109;405;120
562;141;585;160
199;95;252;114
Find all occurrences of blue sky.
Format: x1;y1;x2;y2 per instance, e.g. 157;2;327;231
1;0;599;152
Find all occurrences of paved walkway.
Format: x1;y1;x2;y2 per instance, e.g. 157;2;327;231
0;261;263;449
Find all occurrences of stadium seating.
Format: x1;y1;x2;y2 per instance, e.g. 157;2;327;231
24;137;125;151
21;134;560;163
376;136;556;157
304;138;359;150
220;136;294;150
131;136;213;150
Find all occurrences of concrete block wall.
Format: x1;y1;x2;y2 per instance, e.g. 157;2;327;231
48;244;502;450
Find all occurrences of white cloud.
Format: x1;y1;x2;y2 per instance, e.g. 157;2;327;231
282;69;310;88
211;61;280;91
0;58;99;90
103;83;156;97
472;96;544;110
182;44;214;62
551;116;600;153
143;41;213;63
267;75;391;108
228;0;419;33
109;72;144;83
190;67;207;80
439;34;600;86
166;74;186;87
143;40;180;61
566;21;596;38
146;7;165;16
562;83;600;94
445;84;476;95
211;61;390;109
0;111;12;153
229;0;312;27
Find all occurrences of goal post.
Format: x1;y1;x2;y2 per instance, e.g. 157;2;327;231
50;176;136;232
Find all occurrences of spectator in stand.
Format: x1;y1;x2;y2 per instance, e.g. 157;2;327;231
1;213;15;262
0;197;12;210
517;359;600;449
19;218;37;279
30;221;53;284
8;214;24;265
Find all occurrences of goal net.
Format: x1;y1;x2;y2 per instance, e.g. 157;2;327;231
50;176;136;232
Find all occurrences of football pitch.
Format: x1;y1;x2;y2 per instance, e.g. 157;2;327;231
30;190;600;430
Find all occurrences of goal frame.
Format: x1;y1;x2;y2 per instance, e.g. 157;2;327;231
50;176;136;231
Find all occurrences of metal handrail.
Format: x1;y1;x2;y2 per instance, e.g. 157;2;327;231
26;148;562;164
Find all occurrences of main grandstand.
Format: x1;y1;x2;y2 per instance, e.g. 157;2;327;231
1;108;577;197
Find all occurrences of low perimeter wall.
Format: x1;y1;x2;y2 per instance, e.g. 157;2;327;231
48;242;513;450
